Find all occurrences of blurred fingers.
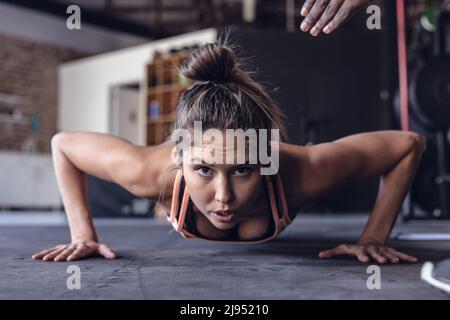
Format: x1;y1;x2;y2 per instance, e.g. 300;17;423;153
319;244;351;258
323;2;355;33
355;247;370;263
387;248;418;263
301;0;316;16
42;247;66;261
314;0;344;35
67;247;91;262
32;246;62;260
54;246;76;262
301;0;330;32
98;244;117;260
379;247;399;264
366;245;387;264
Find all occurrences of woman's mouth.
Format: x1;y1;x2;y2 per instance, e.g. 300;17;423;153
211;211;235;223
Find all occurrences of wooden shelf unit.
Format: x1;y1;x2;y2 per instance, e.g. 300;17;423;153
146;51;191;146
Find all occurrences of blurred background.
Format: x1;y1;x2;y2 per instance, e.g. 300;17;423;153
0;0;448;222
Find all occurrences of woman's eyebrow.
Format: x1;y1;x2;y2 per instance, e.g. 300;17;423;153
190;157;255;166
190;157;211;165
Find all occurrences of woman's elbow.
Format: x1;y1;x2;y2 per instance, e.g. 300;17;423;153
409;132;426;155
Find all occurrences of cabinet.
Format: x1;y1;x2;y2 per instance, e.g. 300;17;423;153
0;151;61;209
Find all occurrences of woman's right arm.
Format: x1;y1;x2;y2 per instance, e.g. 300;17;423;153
32;132;152;262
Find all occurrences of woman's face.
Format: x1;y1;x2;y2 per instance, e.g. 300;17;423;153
180;131;263;230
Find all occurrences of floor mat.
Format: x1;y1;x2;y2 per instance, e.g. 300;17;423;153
0;214;449;299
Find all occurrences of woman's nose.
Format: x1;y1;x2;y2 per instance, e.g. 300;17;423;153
214;177;233;204
215;192;232;204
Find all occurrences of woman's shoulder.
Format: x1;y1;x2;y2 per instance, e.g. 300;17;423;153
278;142;313;215
278;142;310;184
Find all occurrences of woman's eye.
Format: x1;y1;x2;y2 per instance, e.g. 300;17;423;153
235;167;251;176
195;166;212;176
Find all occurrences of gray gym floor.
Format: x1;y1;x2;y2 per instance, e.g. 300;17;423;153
0;212;449;299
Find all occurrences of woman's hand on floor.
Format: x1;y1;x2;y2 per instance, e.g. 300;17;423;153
318;240;419;264
32;240;117;262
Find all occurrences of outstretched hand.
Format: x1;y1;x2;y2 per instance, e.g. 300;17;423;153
319;240;419;264
32;240;117;262
300;0;373;36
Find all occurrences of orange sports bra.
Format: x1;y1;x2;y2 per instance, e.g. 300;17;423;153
167;170;293;244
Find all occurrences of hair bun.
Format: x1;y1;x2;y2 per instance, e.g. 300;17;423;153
180;43;237;83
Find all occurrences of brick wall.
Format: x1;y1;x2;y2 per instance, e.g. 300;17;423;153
0;34;82;153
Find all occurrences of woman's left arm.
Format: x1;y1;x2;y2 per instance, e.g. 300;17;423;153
291;130;426;263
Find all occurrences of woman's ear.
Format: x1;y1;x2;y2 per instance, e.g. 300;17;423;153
170;146;183;168
175;154;183;170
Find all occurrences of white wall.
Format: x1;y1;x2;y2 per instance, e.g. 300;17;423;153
58;28;217;146
0;2;148;53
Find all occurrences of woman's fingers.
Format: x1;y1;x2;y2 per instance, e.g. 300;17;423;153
32;246;62;259
386;248;418;263
98;244;117;260
366;245;387;264
67;247;91;262
320;245;370;262
32;242;117;262
379;247;399;264
54;246;76;262
319;243;418;264
42;247;66;261
319;244;351;258
354;247;370;263
318;249;336;258
318;247;340;258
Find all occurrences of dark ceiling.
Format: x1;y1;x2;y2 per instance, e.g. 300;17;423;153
0;0;291;39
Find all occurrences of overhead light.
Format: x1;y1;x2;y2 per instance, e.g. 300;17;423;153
242;0;257;23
